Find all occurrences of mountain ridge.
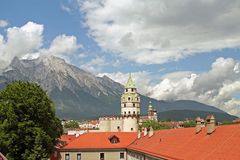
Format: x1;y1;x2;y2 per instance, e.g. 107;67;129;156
0;56;237;121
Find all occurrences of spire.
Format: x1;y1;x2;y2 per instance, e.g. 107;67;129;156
125;73;136;88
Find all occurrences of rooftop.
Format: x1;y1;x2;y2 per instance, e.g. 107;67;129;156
63;132;137;149
128;124;240;160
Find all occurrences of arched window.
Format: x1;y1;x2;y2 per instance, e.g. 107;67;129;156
133;103;135;107
128;111;131;114
124;104;126;107
128;97;131;101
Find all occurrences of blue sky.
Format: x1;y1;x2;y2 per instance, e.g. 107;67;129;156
0;0;240;116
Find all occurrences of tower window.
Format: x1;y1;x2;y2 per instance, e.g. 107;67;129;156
125;89;128;92
124;112;126;115
133;103;135;107
132;88;134;92
128;111;131;114
131;128;133;131
128;97;131;101
124;104;126;107
133;111;135;114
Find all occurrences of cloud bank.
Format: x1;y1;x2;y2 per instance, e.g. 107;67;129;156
80;0;240;64
100;57;240;117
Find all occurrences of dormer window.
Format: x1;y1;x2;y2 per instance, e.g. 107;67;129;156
109;135;120;144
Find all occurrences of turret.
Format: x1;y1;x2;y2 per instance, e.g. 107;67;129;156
147;101;158;121
121;74;140;132
121;74;140;117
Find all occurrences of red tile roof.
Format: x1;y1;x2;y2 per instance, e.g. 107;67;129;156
128;124;240;160
63;132;137;149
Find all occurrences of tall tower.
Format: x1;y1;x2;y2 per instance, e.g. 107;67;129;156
121;74;140;132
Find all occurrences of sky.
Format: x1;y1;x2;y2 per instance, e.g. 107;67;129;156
0;0;240;117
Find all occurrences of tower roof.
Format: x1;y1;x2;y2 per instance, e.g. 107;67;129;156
125;74;136;88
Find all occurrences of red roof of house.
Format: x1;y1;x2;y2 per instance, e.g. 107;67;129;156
128;124;240;160
63;132;137;149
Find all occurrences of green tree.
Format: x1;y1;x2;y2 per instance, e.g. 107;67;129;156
140;120;171;131
183;120;196;128
0;81;63;160
64;120;79;128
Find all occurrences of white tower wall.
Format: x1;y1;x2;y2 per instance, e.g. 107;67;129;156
123;117;138;132
99;118;111;132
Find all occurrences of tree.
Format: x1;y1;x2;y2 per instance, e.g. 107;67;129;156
140;120;171;131
64;120;79;128
0;81;63;160
183;120;196;128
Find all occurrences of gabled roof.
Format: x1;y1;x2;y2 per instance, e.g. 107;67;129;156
128;124;240;160
63;132;137;149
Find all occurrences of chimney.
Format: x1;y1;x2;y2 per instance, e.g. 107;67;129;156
149;127;154;137
143;127;147;136
195;117;202;134
138;130;141;139
206;115;216;134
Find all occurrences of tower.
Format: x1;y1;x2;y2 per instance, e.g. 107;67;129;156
121;74;140;132
147;101;158;121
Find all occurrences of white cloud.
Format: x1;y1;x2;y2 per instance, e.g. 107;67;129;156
0;22;44;62
0;20;8;28
98;71;152;94
0;22;82;68
81;57;107;74
148;57;240;117
61;4;72;13
98;58;240;117
80;0;240;64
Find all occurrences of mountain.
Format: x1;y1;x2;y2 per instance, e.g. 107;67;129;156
0;56;237;121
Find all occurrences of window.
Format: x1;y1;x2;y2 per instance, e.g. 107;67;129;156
128;111;131;114
65;154;70;160
133;103;135;107
124;111;126;115
128;97;131;101
77;153;81;160
124;104;126;107
109;135;120;144
100;153;104;160
131;128;133;131
133;111;135;114
131;88;134;92
125;89;128;92
120;152;124;159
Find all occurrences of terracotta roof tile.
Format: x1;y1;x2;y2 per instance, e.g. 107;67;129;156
63;132;137;149
128;124;240;160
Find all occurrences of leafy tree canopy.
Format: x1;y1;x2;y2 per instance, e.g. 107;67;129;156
183;120;196;128
140;120;171;131
0;81;63;160
64;120;79;128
